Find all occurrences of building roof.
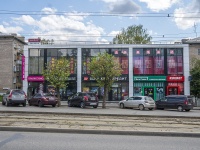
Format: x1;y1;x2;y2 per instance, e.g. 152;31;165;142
182;37;200;44
0;32;27;45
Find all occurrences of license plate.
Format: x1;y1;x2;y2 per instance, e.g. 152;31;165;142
90;103;97;105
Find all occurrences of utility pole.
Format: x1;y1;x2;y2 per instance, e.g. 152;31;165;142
194;22;198;38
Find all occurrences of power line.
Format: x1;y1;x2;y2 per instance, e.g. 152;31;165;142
0;10;200;18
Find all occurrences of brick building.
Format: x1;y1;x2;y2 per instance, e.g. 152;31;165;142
0;33;26;93
182;38;200;68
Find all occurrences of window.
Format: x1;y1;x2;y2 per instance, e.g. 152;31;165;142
198;49;200;55
167;48;183;75
29;49;44;75
134;97;142;100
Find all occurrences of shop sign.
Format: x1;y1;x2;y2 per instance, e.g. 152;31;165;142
68;77;76;81
28;38;41;45
83;75;128;81
27;76;44;82
133;76;166;81
167;76;184;82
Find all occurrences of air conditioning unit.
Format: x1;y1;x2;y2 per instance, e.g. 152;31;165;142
13;78;16;84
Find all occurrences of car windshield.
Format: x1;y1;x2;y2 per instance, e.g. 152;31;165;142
12;90;24;95
83;93;95;97
146;97;154;101
43;93;53;96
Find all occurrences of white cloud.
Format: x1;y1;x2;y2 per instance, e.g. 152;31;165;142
11;7;105;43
108;30;120;37
13;15;36;25
101;0;141;13
139;0;180;12
174;0;200;30
41;7;57;14
0;25;23;33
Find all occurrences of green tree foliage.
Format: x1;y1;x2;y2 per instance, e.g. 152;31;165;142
89;52;122;108
113;25;152;44
42;57;70;107
190;58;200;97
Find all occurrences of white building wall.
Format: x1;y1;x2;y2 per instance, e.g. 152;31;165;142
128;47;133;97
183;44;190;95
23;44;190;97
77;47;82;92
23;45;29;94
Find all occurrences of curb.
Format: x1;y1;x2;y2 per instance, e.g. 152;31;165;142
1;110;200;119
0;126;200;137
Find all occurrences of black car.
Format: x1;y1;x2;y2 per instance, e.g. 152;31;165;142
156;95;194;112
68;92;98;108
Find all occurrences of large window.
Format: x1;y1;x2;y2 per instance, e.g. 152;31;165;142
82;48;108;75
167;48;183;75
111;49;129;74
133;48;165;75
29;48;77;75
29;49;44;75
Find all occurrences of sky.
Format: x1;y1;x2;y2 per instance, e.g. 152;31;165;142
0;0;200;44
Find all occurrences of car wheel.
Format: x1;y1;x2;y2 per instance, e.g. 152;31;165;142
185;109;190;112
23;102;26;107
93;105;98;108
2;101;5;105
29;102;32;106
139;104;144;110
148;108;153;110
5;100;9;107
52;104;56;107
120;103;124;109
80;102;85;108
177;106;183;112
38;101;43;107
68;101;72;107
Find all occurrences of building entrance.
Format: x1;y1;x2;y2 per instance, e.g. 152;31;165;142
111;87;122;101
167;86;180;95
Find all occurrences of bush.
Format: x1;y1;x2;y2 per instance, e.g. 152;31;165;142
0;95;2;102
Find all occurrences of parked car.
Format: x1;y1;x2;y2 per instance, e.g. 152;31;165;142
155;95;194;112
119;96;156;110
68;92;98;108
28;93;58;107
2;89;27;107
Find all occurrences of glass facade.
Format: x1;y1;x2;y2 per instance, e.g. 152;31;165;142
81;48;129;101
133;48;166;75
26;46;187;101
133;48;184;100
28;48;77;99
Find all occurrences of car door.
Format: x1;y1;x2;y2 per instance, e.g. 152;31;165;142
72;93;80;105
156;97;167;108
165;97;178;109
124;97;134;108
133;96;142;108
3;90;10;103
32;93;41;105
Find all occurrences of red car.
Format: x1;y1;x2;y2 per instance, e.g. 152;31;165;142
28;93;58;107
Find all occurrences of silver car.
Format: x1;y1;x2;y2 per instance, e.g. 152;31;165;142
2;89;27;107
119;96;156;110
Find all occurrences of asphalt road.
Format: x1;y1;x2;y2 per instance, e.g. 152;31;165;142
0;131;199;150
1;102;200;137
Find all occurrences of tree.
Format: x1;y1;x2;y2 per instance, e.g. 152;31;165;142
113;25;152;44
89;52;122;108
42;57;70;107
190;57;200;97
